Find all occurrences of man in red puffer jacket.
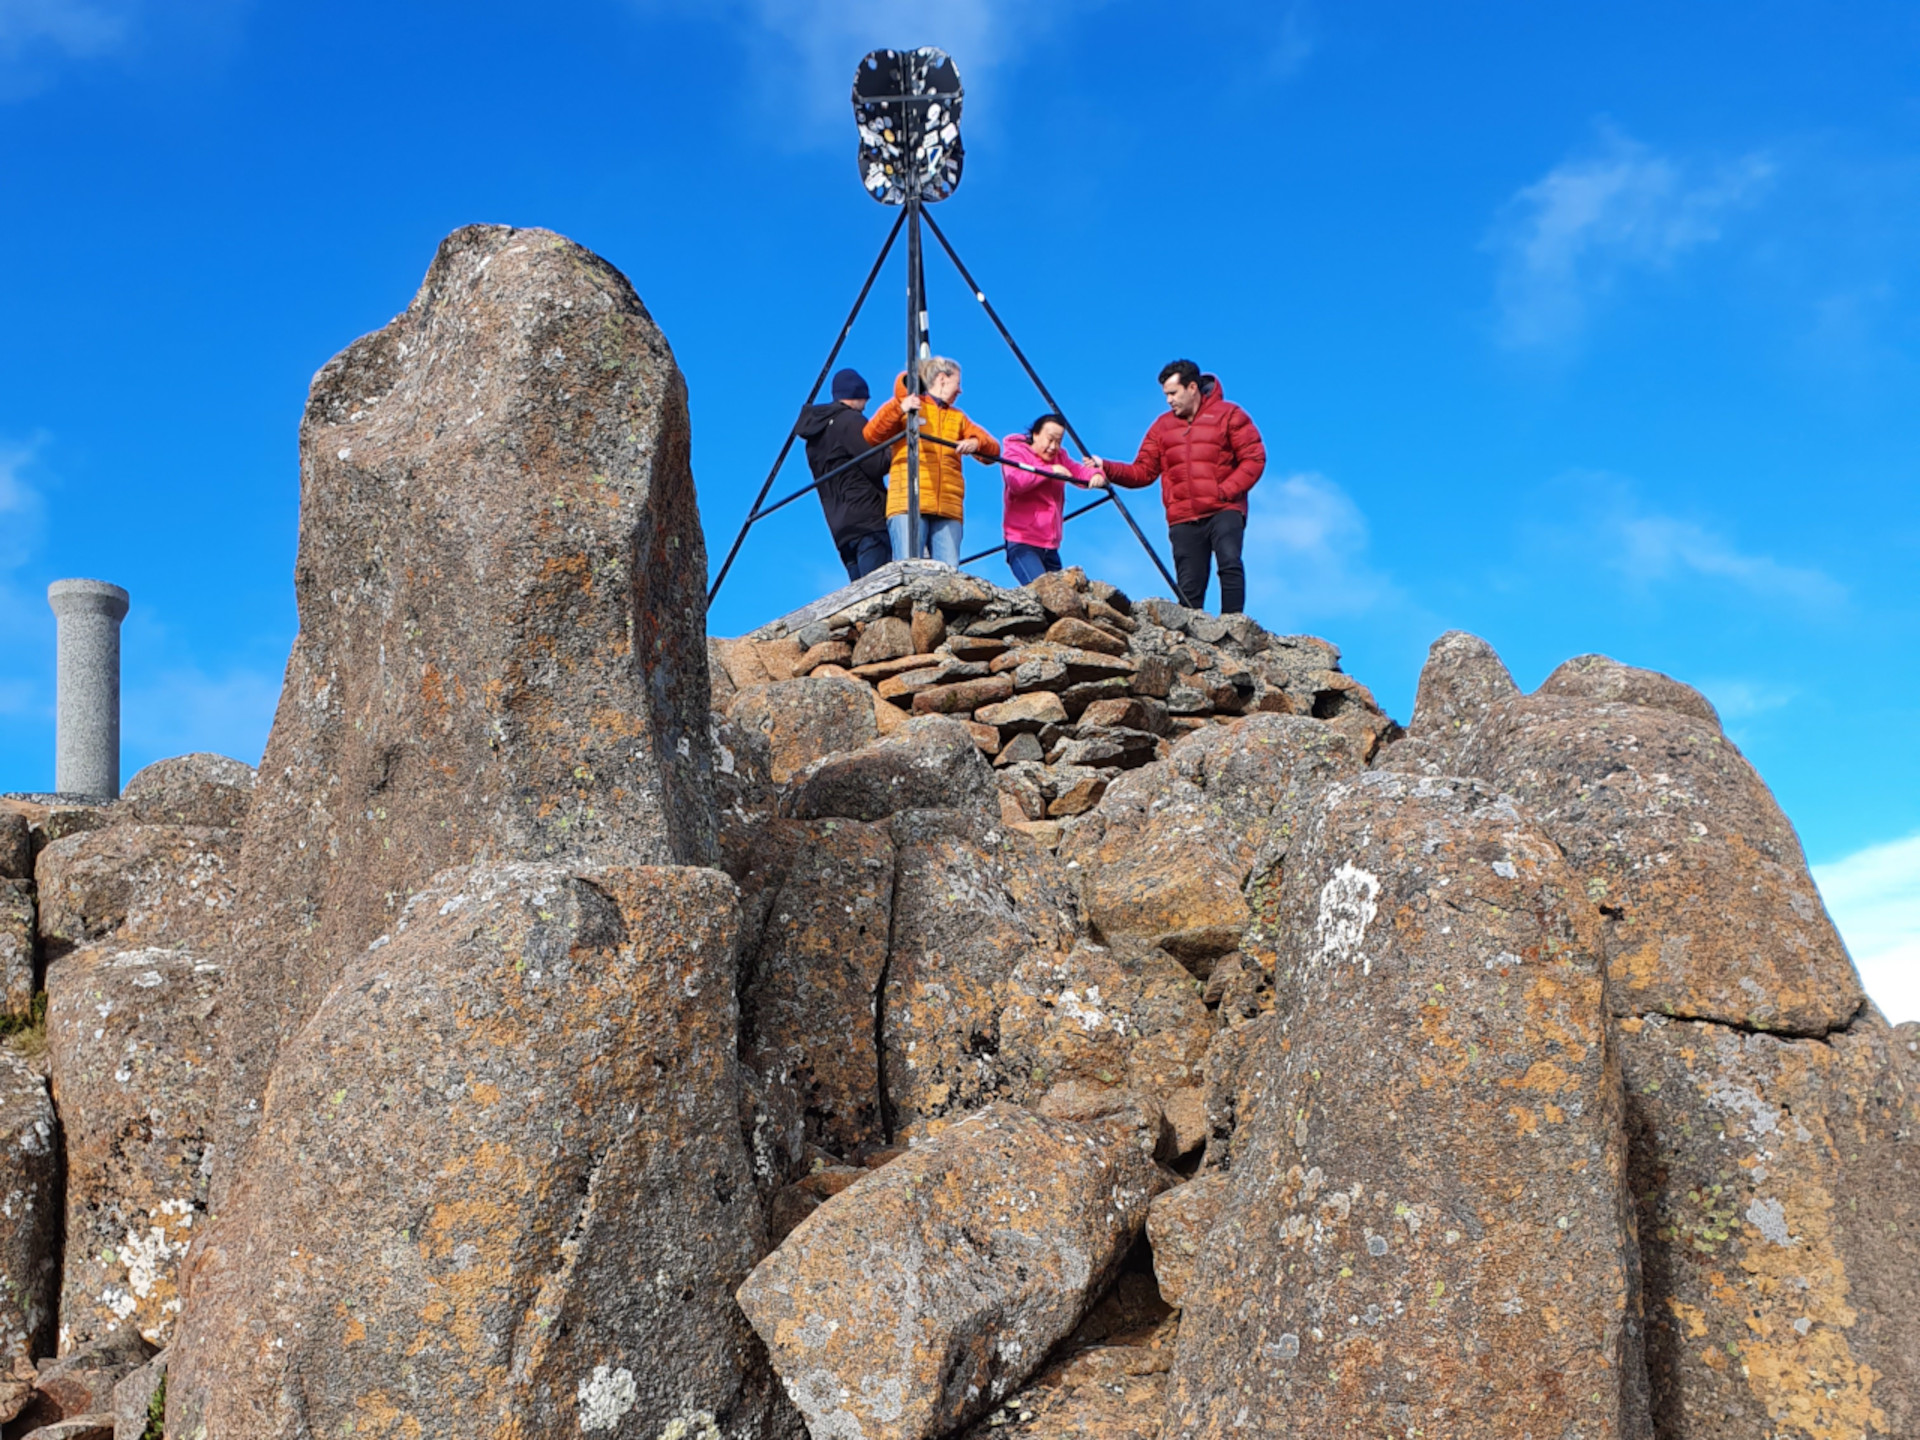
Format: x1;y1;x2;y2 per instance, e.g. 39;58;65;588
1098;359;1266;613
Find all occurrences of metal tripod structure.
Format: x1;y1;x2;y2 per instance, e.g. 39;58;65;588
707;47;1177;604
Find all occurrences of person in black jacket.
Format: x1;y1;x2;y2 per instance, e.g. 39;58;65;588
796;369;893;580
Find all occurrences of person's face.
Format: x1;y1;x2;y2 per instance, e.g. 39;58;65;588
928;370;962;403
1031;422;1065;460
1163;375;1202;419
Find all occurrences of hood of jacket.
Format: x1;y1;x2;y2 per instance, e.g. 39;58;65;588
796;400;854;440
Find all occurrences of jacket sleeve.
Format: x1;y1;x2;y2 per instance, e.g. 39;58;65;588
1000;441;1058;495
961;414;1002;462
1218;405;1266;500
851;411;892;484
1104;425;1163;489
863;399;907;446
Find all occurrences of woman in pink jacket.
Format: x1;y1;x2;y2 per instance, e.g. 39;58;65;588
999;413;1107;585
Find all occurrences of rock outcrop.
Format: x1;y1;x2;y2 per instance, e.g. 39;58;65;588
47;946;223;1351
210;223;715;1183
2;228;1895;1440
166;864;784;1438
737;1102;1161;1440
1164;772;1651;1439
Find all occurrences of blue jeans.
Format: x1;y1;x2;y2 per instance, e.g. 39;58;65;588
838;529;892;581
888;514;962;568
1005;543;1062;586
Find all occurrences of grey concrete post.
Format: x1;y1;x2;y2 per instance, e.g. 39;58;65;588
47;579;130;799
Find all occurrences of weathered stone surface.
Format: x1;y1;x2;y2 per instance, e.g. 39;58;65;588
0;811;29;881
1621;1011;1919;1440
1165;771;1650;1440
910;607;946;655
1045;767;1108;818
0;1049;58;1373
167;864;786;1439
732;818;893;1178
793;639;852;675
1062;714;1361;964
883;810;1082;1132
115;754;255;831
975;692;1067;732
1026;569;1087;620
957;1343;1167;1438
783;716;998;823
213;224;714;1187
1458;694;1863;1033
911;673;1014;715
1147;1173;1229;1308
1404;629;1520;759
1540;653;1720;725
1044;616;1126;655
851;615;915;666
725;677;879;785
13;1327;155;1432
0;880;32;1019
737;1102;1159;1440
996;940;1211;1109
1079;695;1168;734
1197;1015;1271;1172
110;1350;166;1440
27;1416;114;1439
46;946;224;1352
1048;725;1159;771
34;826;238;959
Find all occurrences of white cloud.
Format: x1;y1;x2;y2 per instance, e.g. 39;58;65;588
1544;473;1845;611
1490;127;1773;348
1063;471;1400;629
1612;510;1844;607
0;439;44;569
1813;834;1920;1025
0;0;247;101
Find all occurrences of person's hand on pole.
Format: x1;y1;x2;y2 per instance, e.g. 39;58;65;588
1088;469;1109;489
956;436;980;455
901;394;922;414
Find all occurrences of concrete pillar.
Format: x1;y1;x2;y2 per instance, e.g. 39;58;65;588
47;579;130;799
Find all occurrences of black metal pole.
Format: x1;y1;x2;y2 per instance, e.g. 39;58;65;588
708;208;906;603
904;197;924;560
920;209;1182;597
958;493;1114;567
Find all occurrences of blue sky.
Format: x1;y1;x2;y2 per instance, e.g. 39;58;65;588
0;1;1914;1018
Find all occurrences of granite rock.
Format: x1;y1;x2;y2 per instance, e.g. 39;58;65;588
34;826;238;960
115;754;256;831
1539;653;1720;725
166;864;788;1438
1164;771;1651;1439
783;716;998;823
1404;629;1520;761
0;881;32;1020
1458;694;1863;1033
211;224;715;1190
725;676;880;784
46;946;224;1351
1621;1011;1918;1440
737;1102;1160;1440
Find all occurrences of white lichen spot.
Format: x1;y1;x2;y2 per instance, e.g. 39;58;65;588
577;1364;639;1431
1745;1197;1795;1248
1315;862;1381;974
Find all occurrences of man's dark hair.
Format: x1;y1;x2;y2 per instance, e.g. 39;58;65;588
1158;359;1202;389
1027;412;1069;441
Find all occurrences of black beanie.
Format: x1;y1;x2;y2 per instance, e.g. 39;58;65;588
830;368;870;402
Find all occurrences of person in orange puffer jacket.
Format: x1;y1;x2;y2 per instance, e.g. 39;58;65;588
862;356;1002;567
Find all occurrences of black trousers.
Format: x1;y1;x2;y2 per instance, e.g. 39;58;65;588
1169;508;1245;613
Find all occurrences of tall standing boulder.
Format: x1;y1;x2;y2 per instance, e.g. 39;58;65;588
1164;772;1651;1439
1457;692;1862;1033
1405;629;1521;757
212;224;716;1181
166;864;786;1439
